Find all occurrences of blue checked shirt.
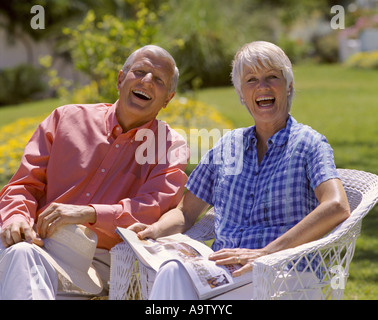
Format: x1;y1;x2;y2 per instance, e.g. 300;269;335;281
186;115;339;252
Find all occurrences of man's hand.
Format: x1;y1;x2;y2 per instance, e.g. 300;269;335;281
0;219;44;248
36;203;97;238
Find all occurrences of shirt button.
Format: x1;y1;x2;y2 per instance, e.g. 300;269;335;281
115;144;120;148
101;169;106;173
86;193;91;197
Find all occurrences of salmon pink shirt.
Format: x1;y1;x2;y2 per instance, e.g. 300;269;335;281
0;102;189;250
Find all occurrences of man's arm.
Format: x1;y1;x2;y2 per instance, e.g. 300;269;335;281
0;112;56;247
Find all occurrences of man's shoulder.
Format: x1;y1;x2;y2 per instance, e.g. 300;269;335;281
56;103;111;114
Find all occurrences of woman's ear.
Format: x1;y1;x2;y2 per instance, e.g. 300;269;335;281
236;89;245;105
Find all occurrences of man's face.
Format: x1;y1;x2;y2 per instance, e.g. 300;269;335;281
117;51;175;130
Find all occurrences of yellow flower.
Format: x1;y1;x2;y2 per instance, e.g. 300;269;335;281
0;115;46;184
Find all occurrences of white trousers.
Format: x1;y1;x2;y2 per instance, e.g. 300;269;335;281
148;261;322;300
0;228;111;300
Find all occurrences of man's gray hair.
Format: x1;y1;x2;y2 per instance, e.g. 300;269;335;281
122;45;179;94
231;41;295;111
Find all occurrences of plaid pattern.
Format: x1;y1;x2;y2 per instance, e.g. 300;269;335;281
187;115;339;252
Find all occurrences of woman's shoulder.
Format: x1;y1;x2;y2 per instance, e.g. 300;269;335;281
290;118;328;143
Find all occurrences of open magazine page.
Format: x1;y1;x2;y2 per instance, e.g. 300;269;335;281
116;228;214;271
117;227;252;299
172;256;252;300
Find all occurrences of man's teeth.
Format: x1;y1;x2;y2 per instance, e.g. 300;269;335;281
133;90;152;100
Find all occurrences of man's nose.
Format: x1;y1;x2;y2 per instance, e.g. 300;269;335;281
141;72;153;83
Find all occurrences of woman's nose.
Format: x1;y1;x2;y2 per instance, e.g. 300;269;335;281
257;79;269;89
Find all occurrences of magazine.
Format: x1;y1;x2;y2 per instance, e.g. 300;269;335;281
116;227;252;300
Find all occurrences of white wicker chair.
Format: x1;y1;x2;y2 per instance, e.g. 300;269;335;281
108;169;378;300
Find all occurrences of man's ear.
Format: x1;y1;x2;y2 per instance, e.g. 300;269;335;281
117;70;125;90
163;92;175;108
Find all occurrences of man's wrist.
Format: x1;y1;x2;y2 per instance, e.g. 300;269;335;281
87;206;97;224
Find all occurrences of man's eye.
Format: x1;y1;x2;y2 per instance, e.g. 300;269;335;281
155;77;164;84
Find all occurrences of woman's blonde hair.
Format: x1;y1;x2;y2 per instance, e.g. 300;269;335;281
231;41;294;111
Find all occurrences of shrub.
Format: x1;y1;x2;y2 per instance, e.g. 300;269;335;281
41;2;163;104
158;97;233;170
0;64;47;106
345;50;378;69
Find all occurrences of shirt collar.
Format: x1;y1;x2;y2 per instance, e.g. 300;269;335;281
105;101;156;139
246;114;296;148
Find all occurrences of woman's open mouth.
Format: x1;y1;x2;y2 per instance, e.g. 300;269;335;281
256;96;275;107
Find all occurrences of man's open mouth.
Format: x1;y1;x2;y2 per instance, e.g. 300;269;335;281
132;90;152;101
256;96;275;107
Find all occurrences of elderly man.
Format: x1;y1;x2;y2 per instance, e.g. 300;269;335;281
0;45;189;299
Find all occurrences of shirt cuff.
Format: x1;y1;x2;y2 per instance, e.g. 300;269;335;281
1;214;33;230
89;203;137;231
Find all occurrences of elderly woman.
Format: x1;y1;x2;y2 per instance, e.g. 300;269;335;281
130;41;350;299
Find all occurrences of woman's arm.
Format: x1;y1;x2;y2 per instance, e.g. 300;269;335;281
210;178;351;276
129;190;210;240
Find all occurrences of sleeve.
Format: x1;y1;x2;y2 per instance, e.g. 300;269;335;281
185;155;217;206
90;132;190;230
0;109;59;229
306;131;339;191
185;132;229;206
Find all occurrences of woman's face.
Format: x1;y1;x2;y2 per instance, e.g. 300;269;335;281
240;65;292;127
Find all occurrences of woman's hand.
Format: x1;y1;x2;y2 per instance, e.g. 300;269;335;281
209;248;268;277
128;222;160;240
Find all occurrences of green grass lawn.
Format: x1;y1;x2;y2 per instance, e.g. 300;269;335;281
0;98;62;127
0;63;377;299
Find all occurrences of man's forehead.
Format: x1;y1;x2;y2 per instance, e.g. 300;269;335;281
133;52;173;72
